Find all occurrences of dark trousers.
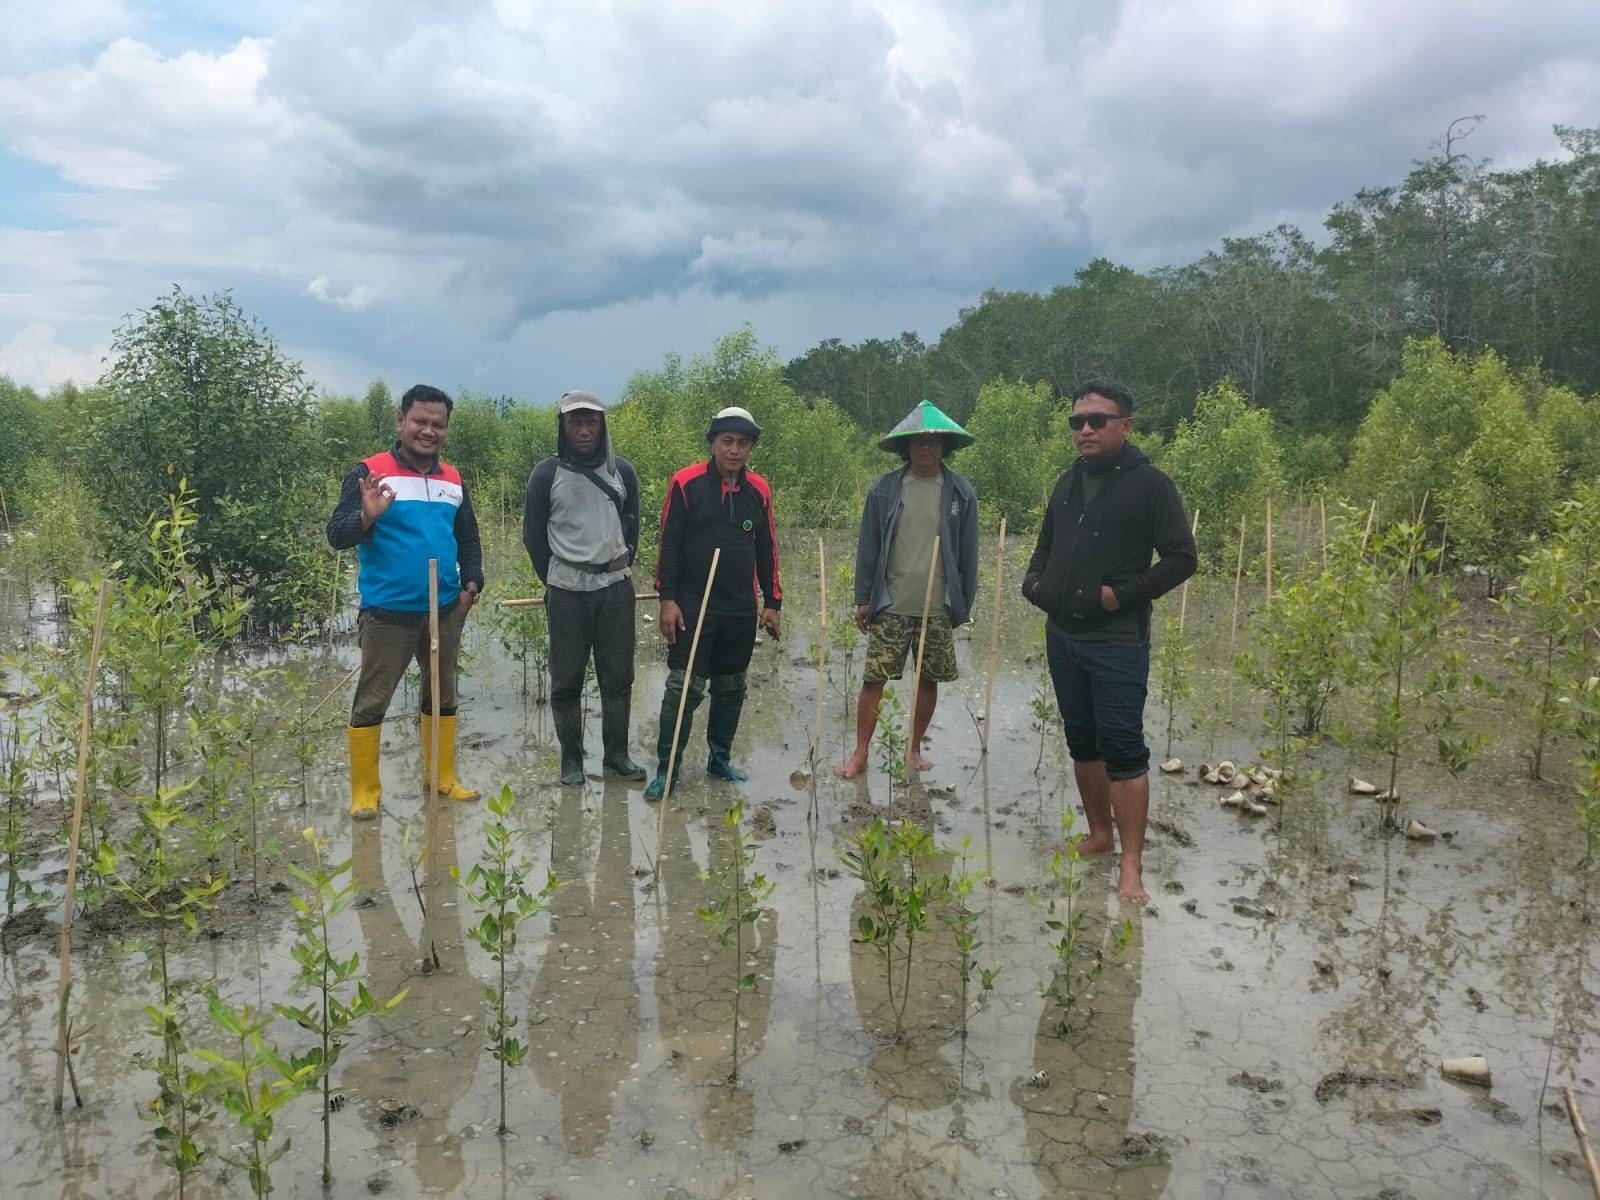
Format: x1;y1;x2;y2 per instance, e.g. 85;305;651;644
1046;633;1151;781
547;580;636;705
350;604;466;727
665;606;757;677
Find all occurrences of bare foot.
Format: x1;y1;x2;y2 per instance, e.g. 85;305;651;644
834;750;869;779
1117;856;1148;903
1077;835;1115;856
907;750;933;772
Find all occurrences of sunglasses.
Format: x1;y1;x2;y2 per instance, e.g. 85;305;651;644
1068;412;1123;431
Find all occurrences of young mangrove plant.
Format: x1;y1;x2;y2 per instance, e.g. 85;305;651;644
1500;542;1588;780
488;562;551;702
454;785;560;1134
1356;520;1484;830
2;709;46;922
277;828;408;1186
92;784;226;1200
694;800;776;1083
196;992;314;1198
936;835;997;1040
842;818;942;1042
1153;614;1196;760
278;666;330;808
1037;808;1132;1035
874;686;908;782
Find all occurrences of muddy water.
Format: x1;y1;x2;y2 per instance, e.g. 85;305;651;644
2;557;1598;1199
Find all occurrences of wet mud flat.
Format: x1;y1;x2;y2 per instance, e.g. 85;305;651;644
2;570;1599;1199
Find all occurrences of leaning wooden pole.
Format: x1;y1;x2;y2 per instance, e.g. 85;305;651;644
1319;494;1328;572
905;535;942;776
422;559;443;971
1224;513;1247;710
1264;495;1274;615
811;539;828;768
500;591;658;609
53;578;110;1113
980;518;1007;755
1566;1087;1600;1200
1177;509;1201;635
654;548;721;879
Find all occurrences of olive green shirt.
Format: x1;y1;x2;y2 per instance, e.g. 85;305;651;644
887;470;950;617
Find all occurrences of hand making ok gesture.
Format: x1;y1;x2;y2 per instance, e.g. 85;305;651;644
359;472;397;528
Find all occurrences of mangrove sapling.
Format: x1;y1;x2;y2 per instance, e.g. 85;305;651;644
841;819;940;1042
1357;520;1484;830
1569;675;1600;866
1028;672;1055;776
187;695;246;871
278;667;329;808
3;709;47;922
400;819;428;920
1037;809;1132;1035
936;836;997;1040
488;564;551;702
1499;543;1587;780
453;785;560;1134
693;801;775;1083
91;785;226;1200
1154;615;1196;760
277;828;408;1186
874;686;908;783
196;992;314;1198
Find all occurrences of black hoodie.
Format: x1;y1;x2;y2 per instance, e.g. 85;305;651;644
1022;443;1197;638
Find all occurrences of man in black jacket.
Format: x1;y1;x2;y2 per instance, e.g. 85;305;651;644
1022;379;1197;903
523;390;645;785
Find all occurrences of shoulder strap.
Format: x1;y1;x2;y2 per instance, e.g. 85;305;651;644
559;461;630;534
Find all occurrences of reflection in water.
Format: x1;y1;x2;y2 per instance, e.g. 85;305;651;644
654;795;777;1150
348;807;484;1196
1011;893;1171;1198
529;782;639;1156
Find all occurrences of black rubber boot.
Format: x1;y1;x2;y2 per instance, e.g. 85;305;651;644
704;673;749;782
601;696;646;781
553;702;586;786
643;671;704;801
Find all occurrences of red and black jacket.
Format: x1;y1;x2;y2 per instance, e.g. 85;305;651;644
655;459;782;615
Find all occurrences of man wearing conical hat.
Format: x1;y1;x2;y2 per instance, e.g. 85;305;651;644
643;406;783;800
835;400;980;779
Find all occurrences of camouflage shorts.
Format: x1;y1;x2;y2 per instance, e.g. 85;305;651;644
863;612;959;685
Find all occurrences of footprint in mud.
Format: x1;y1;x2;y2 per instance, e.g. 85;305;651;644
1228;1071;1285;1093
1162;880;1185;894
1181;899;1202;917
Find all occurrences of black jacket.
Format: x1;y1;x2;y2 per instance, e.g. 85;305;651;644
655;459;782;615
1022;444;1196;636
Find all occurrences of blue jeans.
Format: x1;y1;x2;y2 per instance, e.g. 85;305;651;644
1045;633;1151;781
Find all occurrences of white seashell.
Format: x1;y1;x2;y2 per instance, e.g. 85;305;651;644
1220;791;1244;808
1375;788;1400;803
1404;818;1437;841
1347;777;1378;796
1441;1056;1490;1085
1159;758;1183;773
1244;799;1270;816
1216;761;1238;784
1249;770;1271;787
1204;768;1223;784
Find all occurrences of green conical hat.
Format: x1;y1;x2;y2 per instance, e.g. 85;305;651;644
876;399;974;453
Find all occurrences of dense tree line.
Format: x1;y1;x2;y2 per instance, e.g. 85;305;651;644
785;122;1600;440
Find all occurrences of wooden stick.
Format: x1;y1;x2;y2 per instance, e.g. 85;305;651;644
905;535;942;776
1224;513;1247;711
1566;1087;1600;1200
1361;498;1377;550
1177;509;1200;635
309;664;362;721
980;519;1007;755
1319;494;1328;572
53;578;110;1113
422;559;442;971
654;548;721;879
500;591;658;608
811;539;827;768
1264;495;1274;615
326;551;340;647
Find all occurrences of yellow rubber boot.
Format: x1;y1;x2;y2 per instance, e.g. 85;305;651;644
347;724;382;820
421;713;481;802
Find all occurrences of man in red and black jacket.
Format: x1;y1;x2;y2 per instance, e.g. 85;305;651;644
643;406;782;800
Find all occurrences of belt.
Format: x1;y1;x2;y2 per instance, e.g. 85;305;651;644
555;553;630;575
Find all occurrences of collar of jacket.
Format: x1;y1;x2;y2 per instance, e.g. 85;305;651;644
389;439;443;476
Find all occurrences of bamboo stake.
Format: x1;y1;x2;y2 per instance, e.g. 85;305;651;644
905;535;942;776
1224;514;1247;710
1565;1087;1600;1200
326;551;340;647
979;518;1007;755
811;539;827;769
1319;494;1328;572
654;548;721;879
1362;498;1377;549
1177;509;1200;635
1264;495;1274;614
500;591;658;608
422;560;442;972
53;578;110;1113
309;664;362;721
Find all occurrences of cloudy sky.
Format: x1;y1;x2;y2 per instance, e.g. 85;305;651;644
1;0;1595;402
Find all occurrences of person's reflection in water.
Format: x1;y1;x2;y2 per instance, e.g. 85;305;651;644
1010;895;1171;1197
346;804;484;1197
529;780;639;1156
654;794;777;1151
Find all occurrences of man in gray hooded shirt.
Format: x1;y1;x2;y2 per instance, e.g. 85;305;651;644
524;390;645;784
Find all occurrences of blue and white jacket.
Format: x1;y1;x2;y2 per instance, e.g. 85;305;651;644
327;444;484;621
